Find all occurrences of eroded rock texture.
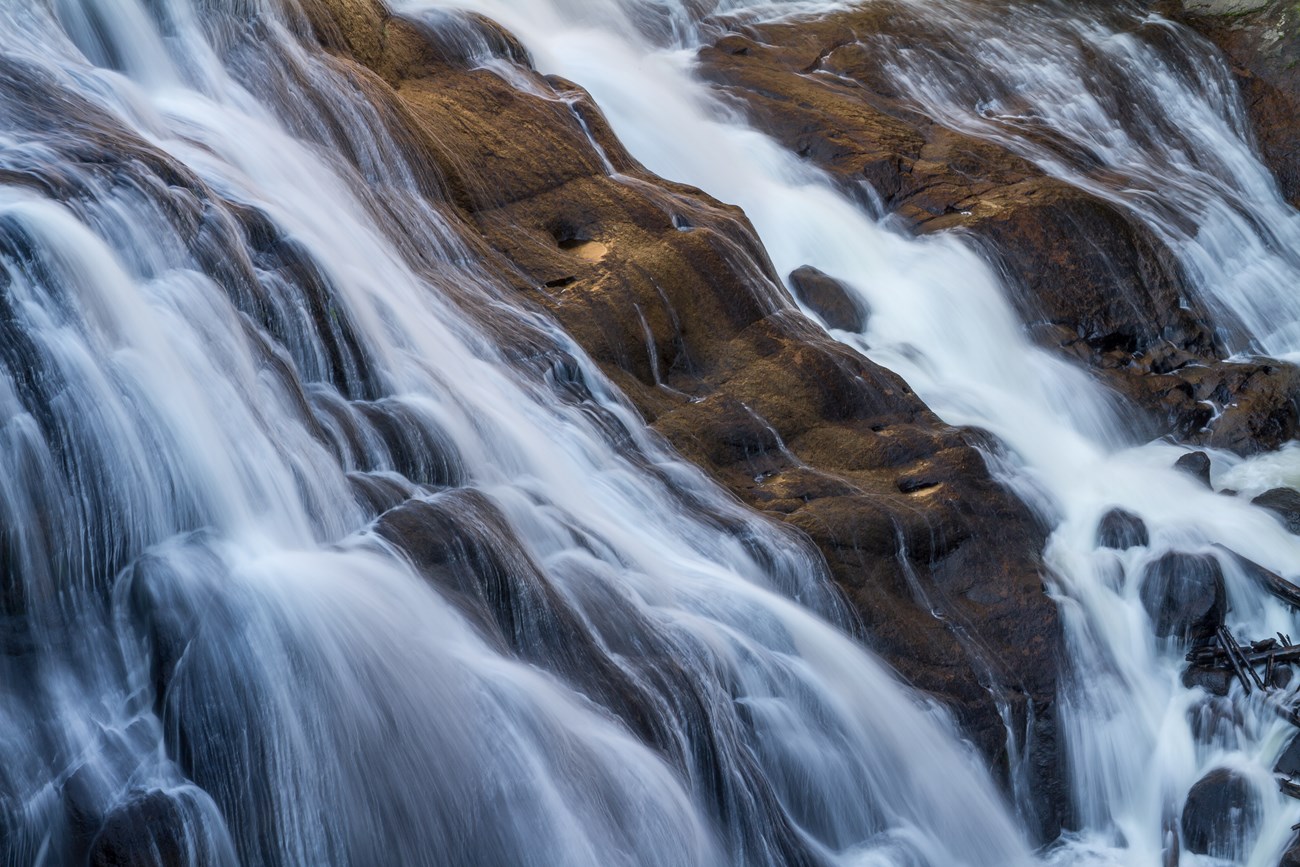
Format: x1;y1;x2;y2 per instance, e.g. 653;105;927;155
302;0;1068;834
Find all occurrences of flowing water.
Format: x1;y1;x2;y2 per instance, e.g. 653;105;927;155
392;0;1300;863
0;1;1041;866
7;0;1300;864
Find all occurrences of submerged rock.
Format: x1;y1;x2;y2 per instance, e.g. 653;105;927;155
1180;768;1260;857
1139;552;1226;641
1096;508;1149;549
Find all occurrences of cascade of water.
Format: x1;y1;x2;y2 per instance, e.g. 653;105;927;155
0;1;1040;865
876;0;1300;359
399;0;1300;862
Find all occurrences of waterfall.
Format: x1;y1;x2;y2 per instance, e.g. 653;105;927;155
395;0;1300;863
0;2;1039;866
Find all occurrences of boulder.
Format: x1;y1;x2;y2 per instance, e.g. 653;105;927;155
787;265;869;332
1175;451;1212;487
1139;552;1226;641
1180;768;1260;857
1252;487;1300;535
1096;508;1149;549
1182;666;1233;696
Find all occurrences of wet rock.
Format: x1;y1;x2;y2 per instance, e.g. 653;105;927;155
1252;487;1300;535
787;265;869;332
1139;552;1226;641
1096;508;1149;549
88;789;234;867
1182;666;1234;696
347;471;414;517
1276;732;1300;777
1187;694;1245;743
1175;451;1212;487
1214;544;1300;609
1180;768;1260;857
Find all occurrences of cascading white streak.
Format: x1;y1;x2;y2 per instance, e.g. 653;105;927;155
397;0;1300;863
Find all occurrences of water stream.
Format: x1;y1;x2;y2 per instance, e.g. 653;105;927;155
6;0;1300;864
396;0;1300;863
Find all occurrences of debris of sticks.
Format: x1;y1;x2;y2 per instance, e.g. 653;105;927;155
1185;629;1297;694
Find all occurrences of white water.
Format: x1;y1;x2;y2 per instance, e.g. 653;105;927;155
394;0;1300;863
0;1;1041;866
876;0;1300;359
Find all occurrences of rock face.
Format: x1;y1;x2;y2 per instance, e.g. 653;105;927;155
1180;768;1260;857
1139;552;1227;641
696;4;1300;454
303;0;1067;835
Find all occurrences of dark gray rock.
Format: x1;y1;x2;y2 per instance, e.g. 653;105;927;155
1182;666;1233;696
1175;451;1212;487
1140;552;1226;642
1252;487;1300;535
1277;732;1300;777
1181;768;1259;857
1096;507;1149;550
89;789;235;867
